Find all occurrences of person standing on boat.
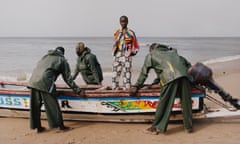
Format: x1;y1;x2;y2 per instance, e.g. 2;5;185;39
112;15;139;90
130;43;193;134
72;42;103;85
28;47;84;133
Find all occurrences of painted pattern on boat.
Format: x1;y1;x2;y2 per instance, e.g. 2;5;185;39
0;92;204;114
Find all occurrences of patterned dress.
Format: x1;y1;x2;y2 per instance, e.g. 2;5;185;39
112;28;139;90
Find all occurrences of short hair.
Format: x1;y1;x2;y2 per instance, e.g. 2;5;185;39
120;15;128;22
77;42;85;49
150;43;158;50
56;46;65;55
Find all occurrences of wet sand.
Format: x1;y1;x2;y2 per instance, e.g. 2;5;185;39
1;59;240;144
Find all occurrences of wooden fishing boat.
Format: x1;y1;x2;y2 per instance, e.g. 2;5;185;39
0;80;239;122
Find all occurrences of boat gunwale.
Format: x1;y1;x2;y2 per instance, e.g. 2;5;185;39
0;80;204;98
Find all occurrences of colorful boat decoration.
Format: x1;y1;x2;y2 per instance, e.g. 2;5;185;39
0;81;239;122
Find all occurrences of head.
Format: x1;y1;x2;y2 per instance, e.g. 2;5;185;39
119;15;128;29
76;42;86;56
149;43;158;52
55;46;65;55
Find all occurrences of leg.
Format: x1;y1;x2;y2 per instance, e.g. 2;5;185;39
112;52;123;89
30;89;42;130
153;81;178;132
122;56;132;90
41;92;64;129
179;78;193;131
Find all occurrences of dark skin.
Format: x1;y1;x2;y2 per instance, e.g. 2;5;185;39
76;47;84;56
120;16;128;30
149;43;157;52
76;43;85;56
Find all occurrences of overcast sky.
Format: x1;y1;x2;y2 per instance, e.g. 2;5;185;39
0;0;240;37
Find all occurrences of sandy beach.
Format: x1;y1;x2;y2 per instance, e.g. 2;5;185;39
1;59;240;144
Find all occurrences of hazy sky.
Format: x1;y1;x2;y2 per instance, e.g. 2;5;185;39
0;0;240;37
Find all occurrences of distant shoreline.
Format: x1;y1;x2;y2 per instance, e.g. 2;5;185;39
1;36;240;39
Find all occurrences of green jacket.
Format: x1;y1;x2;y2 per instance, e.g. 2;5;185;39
72;47;103;84
135;44;192;88
28;50;81;94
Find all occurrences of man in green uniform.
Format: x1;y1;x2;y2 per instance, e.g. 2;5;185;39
28;47;84;133
130;43;193;134
72;42;103;85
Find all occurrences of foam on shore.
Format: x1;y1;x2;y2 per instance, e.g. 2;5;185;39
1;55;240;85
203;55;240;65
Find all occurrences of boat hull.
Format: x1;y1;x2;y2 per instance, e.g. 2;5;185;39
0;81;205;122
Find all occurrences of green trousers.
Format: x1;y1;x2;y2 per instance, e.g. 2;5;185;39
152;77;192;132
30;88;64;129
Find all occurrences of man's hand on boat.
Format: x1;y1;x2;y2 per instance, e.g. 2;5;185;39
129;86;139;96
78;90;86;97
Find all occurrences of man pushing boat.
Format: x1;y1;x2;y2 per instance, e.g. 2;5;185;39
130;43;240;135
28;47;84;133
130;43;194;134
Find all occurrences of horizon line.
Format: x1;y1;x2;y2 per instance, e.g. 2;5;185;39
1;36;240;38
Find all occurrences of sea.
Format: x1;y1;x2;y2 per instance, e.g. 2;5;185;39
0;37;240;81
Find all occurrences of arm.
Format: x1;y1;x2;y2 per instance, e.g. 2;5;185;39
135;54;153;88
113;29;121;55
72;63;79;80
131;30;139;55
152;76;160;85
132;31;139;50
87;54;102;84
61;59;81;93
130;54;152;96
180;56;192;68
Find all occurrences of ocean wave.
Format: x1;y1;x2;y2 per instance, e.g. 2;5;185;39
103;72;113;77
0;72;113;83
203;55;240;65
138;43;150;47
0;75;19;82
1;55;240;82
0;72;31;82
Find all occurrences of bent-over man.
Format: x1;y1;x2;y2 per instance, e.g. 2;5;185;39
28;47;84;133
130;43;193;134
72;42;103;85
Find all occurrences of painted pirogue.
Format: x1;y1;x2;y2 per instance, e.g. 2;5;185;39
0;80;239;122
